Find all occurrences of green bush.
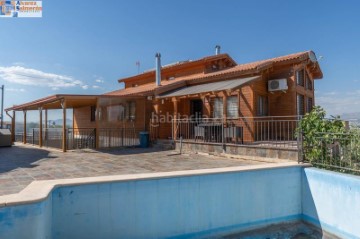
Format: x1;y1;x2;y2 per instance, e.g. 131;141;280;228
297;106;345;163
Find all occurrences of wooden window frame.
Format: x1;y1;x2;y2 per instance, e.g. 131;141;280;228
126;101;136;121
306;97;313;113
90;106;96;122
296;69;305;87
212;97;223;118
226;96;239;118
297;94;305;116
256;95;268;116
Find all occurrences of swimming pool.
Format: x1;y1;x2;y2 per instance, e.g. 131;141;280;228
0;163;358;239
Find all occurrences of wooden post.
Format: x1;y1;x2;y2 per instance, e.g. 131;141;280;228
44;109;48;128
172;98;178;140
23;110;27;144
11;111;15;143
44;109;48;145
61;100;67;152
39;107;43;147
95;98;100;149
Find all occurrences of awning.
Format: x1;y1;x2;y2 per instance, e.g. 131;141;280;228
157;76;260;98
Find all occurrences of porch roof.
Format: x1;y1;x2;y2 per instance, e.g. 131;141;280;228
157;76;260;99
5;94;142;111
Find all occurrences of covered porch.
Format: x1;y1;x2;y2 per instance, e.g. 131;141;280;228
5;94;147;152
151;76;301;150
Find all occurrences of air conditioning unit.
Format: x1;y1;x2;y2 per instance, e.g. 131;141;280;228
268;79;288;92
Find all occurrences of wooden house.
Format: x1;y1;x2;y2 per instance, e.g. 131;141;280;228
5;48;323;152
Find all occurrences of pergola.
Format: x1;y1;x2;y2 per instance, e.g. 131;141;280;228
5;94;123;152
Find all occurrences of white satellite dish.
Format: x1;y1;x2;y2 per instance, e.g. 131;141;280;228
308;52;318;63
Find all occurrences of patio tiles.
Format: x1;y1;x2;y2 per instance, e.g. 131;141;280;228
0;143;268;196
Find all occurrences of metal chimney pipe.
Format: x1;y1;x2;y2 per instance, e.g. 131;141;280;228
155;53;161;86
215;45;221;55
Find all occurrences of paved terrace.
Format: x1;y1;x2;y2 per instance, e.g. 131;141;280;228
0;144;273;196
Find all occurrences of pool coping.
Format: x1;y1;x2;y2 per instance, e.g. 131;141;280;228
0;162;311;207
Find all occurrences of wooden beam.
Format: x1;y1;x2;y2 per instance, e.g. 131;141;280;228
39;108;43;147
11;111;15;143
61;100;67;152
23;110;27;144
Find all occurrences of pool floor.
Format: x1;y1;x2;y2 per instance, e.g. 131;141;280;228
216;221;341;239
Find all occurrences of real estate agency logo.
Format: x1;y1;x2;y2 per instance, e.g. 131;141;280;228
0;1;42;18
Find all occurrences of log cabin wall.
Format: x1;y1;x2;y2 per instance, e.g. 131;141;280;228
73;106;96;129
73;98;147;131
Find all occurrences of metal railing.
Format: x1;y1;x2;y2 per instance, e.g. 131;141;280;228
172;116;301;149
67;128;96;150
15;127;141;150
300;131;360;175
98;128;141;148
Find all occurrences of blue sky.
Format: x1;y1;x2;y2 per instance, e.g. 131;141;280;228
1;0;360;121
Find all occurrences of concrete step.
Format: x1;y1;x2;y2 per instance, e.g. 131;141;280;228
152;140;175;150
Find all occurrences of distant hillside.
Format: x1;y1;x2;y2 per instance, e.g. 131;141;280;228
341;112;360;127
49;119;73;127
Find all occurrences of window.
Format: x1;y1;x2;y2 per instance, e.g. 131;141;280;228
306;73;313;90
227;96;239;118
296;69;305;87
297;94;305;115
107;105;125;121
257;95;268;116
126;101;136;120
90;106;96;122
212;97;223;118
307;97;313;113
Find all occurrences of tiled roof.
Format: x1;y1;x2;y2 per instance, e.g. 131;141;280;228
117;53;237;83
105;51;321;97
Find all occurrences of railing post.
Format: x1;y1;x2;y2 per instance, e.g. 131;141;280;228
107;129;111;148
32;128;34;145
121;128;124;147
222;117;225;153
298;128;304;163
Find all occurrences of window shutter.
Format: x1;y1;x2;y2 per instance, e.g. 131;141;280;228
297;94;305;115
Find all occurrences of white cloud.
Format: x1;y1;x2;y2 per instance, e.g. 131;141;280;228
0;66;88;90
92;85;100;89
316;90;360;115
95;76;104;83
5;88;26;92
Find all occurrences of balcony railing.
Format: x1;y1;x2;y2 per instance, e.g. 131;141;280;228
172;116;301;149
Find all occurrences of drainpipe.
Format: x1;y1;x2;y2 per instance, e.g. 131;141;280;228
215;45;221;55
155;53;161;86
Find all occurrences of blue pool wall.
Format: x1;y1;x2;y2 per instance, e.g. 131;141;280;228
0;196;52;239
302;168;360;239
0;166;359;239
52;167;302;239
